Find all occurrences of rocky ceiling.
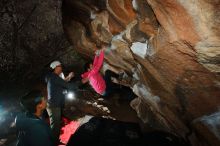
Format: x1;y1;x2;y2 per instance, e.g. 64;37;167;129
62;0;220;145
0;0;220;145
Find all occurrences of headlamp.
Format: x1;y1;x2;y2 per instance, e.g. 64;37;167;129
66;92;75;100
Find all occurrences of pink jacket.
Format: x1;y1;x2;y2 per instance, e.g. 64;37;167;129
81;50;106;94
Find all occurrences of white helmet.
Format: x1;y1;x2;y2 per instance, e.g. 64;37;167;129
50;61;61;69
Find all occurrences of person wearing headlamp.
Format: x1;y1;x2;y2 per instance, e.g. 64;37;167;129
45;60;79;145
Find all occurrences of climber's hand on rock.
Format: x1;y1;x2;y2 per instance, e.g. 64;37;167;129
101;47;107;51
95;50;101;56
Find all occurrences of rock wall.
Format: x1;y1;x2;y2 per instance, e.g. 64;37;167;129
0;0;83;85
63;0;220;145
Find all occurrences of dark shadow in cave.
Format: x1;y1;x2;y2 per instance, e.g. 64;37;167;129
66;117;189;146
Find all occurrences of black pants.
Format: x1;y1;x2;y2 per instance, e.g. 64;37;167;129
46;105;62;144
104;70;135;100
103;70;121;96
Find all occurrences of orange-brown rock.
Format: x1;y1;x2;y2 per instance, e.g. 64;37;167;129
107;0;136;27
147;0;200;44
108;15;124;35
90;11;113;43
64;20;95;57
192;112;220;146
62;0;220;145
135;0;159;38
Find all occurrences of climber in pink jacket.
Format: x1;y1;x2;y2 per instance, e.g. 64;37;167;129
81;44;136;100
81;44;128;97
81;48;106;95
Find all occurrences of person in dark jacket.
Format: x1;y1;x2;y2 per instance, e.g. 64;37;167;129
45;60;79;145
15;90;55;146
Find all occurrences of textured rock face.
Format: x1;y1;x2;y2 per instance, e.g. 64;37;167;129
63;0;220;145
0;0;81;85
